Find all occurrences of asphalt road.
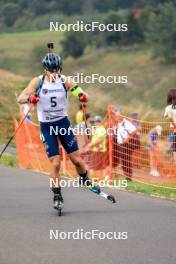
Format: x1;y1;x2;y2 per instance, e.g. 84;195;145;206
0;165;176;264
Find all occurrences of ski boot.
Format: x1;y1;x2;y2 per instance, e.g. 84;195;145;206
79;171;116;203
79;171;101;194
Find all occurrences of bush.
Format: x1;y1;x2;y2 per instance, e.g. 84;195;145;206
61;31;88;58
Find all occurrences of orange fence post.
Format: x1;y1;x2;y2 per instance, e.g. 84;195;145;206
108;105;113;181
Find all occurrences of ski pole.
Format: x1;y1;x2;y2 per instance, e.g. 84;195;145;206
81;103;90;140
0;104;33;159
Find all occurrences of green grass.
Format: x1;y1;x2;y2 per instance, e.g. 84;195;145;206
0;120;15;144
0;30;62;75
0;70;27;121
125;180;176;201
0;154;17;167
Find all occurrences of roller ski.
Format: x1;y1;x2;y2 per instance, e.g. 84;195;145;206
79;172;116;204
52;187;64;216
53;194;64;216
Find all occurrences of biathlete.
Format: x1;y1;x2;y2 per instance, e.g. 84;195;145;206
17;52;116;212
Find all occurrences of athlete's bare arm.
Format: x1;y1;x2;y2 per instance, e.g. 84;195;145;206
17;77;40;104
63;76;87;102
64;76;76;90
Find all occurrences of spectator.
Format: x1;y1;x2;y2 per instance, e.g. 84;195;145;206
129;112;141;146
147;125;163;177
168;132;174;161
112;107;122;168
74;112;91;150
83;115;108;179
129;112;141;168
166;89;176;106
75;104;86;124
113;108;138;181
90;115;107;153
75;112;91;133
164;89;176;165
164;89;176;122
130;112;141;132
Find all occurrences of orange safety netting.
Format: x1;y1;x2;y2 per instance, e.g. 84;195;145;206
14;106;176;185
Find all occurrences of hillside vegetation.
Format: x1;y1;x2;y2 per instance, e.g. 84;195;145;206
0;30;175;125
0;0;170;32
0;30;60;75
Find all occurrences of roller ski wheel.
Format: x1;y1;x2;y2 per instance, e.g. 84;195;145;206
58;208;62;216
53;195;64;216
107;194;116;203
53;201;64;216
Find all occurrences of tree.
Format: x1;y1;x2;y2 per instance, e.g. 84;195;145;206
123;12;144;44
139;5;157;35
145;3;176;62
93;0;118;12
102;11;124;46
1;3;21;27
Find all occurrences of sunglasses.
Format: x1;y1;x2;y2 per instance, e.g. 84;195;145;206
47;69;61;73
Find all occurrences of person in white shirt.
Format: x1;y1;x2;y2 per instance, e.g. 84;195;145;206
147;125;163;177
113;108;138;180
164;89;176;119
164;89;176;165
